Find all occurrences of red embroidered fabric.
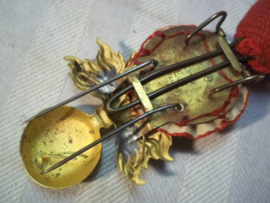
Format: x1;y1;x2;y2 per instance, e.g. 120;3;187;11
235;0;270;74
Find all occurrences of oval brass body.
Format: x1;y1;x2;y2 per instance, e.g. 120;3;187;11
20;106;101;189
131;26;243;124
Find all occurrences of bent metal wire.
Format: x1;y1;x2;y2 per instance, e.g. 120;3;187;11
41;103;182;174
22;11;264;175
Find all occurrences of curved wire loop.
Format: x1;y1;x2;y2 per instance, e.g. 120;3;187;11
210;74;265;95
185;11;227;45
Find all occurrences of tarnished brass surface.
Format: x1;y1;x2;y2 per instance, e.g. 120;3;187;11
132;26;244;124
20;106;111;188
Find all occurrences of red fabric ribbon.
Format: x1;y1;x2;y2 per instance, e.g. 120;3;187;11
235;0;270;74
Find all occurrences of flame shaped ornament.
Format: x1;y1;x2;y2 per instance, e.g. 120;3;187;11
65;38;136;99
